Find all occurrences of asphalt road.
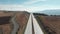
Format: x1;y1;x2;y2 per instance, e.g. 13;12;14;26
32;14;44;34
24;13;44;34
24;14;32;34
10;13;44;34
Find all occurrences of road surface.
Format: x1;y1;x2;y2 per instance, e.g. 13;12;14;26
10;13;44;34
24;13;44;34
24;14;32;34
11;15;19;34
32;13;44;34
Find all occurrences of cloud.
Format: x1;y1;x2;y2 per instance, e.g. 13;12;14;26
25;5;60;12
23;0;46;5
0;5;60;12
0;5;27;11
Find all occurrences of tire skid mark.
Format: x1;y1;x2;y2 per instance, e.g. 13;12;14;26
11;15;19;34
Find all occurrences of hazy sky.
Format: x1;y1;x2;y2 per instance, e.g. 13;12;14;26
0;0;60;12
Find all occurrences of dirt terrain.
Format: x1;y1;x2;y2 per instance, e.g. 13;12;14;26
0;12;13;34
0;11;30;34
16;12;30;34
38;15;60;34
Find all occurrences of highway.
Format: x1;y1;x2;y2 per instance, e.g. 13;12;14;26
10;13;44;34
24;13;44;34
32;13;44;34
24;14;32;34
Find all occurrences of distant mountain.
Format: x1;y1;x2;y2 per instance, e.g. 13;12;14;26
34;10;60;15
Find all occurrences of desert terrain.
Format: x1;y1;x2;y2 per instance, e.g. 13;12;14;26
0;11;30;34
34;13;60;34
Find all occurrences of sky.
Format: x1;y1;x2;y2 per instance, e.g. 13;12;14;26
0;0;60;12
